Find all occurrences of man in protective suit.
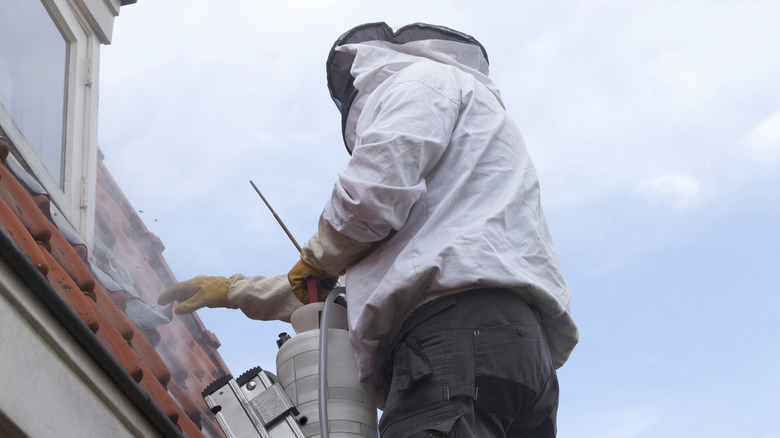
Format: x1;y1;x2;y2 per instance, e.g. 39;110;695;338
159;22;578;437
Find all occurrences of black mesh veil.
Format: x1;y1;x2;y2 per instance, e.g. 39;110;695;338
325;22;488;154
326;22;489;113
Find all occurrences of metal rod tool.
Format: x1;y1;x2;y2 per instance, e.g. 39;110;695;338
250;180;320;303
250;180;302;253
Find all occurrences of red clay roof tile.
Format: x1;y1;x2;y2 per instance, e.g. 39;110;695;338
170;360;191;386
42;248;100;332
0;195;49;276
201;329;222;350
130;325;172;387
139;361;180;424
142;325;162;347
162;336;205;380
104;285;128;310
199;408;225;437
94;282;135;342
48;225;96;294
189;341;221;381
0;163;52;243
168;379;202;425
88;299;144;382
174;406;204;438
30;192;51;216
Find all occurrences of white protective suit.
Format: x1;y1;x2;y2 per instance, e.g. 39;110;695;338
229;38;578;399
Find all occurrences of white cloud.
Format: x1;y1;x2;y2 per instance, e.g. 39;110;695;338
505;0;780;211
633;174;701;209
743;111;780;163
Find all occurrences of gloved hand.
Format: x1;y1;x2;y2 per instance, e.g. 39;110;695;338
287;256;338;304
288;216;379;304
158;275;237;314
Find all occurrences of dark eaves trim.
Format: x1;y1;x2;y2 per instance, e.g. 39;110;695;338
120;0;138;5
0;229;183;438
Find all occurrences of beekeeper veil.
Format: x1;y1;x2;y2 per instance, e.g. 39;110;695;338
325;22;490;154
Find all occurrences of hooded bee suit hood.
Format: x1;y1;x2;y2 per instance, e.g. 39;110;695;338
230;22;578;402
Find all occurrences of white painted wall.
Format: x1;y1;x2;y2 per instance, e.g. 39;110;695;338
0;260;162;438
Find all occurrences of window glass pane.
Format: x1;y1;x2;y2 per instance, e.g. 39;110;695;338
0;0;68;185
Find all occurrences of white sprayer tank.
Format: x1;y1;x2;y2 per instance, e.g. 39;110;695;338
276;302;378;438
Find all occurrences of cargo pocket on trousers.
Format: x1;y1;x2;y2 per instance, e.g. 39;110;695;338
408;411;461;438
473;322;549;418
394;336;433;392
381;403;462;438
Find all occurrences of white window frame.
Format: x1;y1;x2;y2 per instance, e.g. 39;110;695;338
0;0;121;247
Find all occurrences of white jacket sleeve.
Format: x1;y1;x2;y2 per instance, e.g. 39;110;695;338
323;76;460;242
226;273;303;322
302;216;377;276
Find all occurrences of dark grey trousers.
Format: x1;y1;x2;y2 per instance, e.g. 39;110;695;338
378;288;558;438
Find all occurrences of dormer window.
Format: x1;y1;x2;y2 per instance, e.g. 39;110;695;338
0;0;103;245
0;0;69;185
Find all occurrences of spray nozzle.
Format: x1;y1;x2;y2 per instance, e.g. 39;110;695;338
276;332;291;348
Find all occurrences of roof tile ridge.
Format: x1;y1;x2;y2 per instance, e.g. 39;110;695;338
0;164;53;243
0;195;49;275
87;298;144;382
168;379;203;427
94;282;135;342
41;247;100;332
48;224;96;295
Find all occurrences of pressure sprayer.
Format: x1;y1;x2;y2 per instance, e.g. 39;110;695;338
201;182;378;438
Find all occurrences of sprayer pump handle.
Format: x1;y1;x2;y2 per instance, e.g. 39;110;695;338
306;277;319;303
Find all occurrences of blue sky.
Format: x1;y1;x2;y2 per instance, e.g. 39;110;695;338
98;1;780;436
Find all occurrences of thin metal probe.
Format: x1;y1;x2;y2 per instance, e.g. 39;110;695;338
250;180;302;253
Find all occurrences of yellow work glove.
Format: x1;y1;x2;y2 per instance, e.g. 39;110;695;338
157;275;237;314
288;256;338;304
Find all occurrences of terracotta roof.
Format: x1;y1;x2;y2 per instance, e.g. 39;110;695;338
0;137;228;437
